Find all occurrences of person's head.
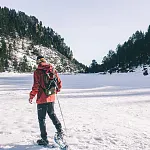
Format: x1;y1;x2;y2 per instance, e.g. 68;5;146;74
36;56;46;64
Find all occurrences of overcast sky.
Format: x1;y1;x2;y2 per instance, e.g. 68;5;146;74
1;0;150;66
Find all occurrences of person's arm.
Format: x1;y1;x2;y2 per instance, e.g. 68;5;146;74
29;71;39;103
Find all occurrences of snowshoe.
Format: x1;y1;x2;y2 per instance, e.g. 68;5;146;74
54;132;68;150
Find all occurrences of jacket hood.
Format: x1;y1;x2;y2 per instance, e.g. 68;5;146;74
37;62;53;73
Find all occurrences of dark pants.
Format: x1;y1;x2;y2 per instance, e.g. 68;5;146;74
37;102;62;140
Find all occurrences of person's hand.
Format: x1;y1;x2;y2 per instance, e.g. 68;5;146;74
29;98;33;104
56;88;60;94
57;88;60;92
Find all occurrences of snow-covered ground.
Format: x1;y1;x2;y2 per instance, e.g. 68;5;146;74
0;72;150;150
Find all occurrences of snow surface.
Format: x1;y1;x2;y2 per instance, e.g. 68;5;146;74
0;72;150;150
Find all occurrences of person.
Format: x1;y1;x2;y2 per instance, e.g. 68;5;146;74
143;67;148;76
29;56;63;146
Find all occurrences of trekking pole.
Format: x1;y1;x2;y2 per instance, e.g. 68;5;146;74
56;94;67;134
54;79;67;133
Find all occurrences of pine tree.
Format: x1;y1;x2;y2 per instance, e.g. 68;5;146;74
89;60;99;73
13;58;18;71
13;40;17;51
22;41;25;50
8;43;13;59
19;55;28;72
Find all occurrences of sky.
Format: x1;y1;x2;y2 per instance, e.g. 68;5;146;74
1;0;150;66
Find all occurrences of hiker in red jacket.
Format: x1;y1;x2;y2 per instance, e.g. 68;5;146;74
29;56;63;146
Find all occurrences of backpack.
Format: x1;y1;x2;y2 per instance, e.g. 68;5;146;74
41;68;58;96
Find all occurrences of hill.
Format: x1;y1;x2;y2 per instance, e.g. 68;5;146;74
88;27;150;74
0;7;85;73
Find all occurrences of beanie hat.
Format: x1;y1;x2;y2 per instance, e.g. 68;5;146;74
37;55;44;60
36;56;46;64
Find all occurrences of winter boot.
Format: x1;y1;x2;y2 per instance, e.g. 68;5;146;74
56;130;64;140
37;138;49;146
56;124;64;139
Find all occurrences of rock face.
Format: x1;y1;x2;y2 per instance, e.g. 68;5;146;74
0;37;85;73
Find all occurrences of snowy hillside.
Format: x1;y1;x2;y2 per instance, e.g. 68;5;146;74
1;37;82;73
0;72;150;150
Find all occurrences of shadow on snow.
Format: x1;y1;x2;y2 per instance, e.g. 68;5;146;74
0;144;56;150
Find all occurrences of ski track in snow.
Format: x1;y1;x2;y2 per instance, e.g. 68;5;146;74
0;73;150;150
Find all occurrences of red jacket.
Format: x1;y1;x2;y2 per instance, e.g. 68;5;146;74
30;62;62;104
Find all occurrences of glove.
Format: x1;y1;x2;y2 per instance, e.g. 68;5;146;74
29;98;33;104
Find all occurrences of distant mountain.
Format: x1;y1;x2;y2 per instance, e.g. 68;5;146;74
0;6;86;73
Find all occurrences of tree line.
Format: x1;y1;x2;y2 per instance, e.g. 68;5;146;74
0;7;73;59
87;28;150;73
